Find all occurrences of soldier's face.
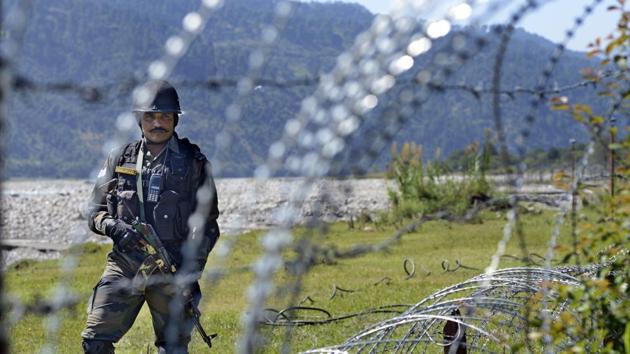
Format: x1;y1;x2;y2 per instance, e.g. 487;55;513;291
141;112;175;144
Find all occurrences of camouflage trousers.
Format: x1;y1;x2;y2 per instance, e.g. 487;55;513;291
81;250;200;351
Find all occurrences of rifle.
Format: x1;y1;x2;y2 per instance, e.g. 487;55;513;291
132;218;218;349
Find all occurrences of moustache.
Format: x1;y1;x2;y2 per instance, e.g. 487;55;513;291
150;128;168;133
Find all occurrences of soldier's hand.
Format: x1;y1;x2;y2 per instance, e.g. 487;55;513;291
181;286;194;304
103;219;144;253
116;230;145;253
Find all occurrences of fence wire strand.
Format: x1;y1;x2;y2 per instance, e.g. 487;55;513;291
0;0;626;353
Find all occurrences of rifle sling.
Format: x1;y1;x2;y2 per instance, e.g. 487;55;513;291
135;147;146;222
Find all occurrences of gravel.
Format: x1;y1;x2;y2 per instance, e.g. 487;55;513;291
1;178;391;268
1;177;574;268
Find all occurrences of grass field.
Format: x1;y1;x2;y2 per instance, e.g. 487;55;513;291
5;209;574;353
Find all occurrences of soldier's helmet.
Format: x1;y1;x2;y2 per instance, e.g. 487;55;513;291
133;80;182;126
134;80;181;113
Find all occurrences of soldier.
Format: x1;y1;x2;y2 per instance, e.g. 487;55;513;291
81;80;220;354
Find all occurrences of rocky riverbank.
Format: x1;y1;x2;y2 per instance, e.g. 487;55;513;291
1;178;392;267
1;177;577;268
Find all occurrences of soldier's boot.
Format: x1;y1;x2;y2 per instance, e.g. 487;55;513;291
157;346;187;354
82;339;115;354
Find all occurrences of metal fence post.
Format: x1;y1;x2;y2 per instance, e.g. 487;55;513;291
609;117;616;197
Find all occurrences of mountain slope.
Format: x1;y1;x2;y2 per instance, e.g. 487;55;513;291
5;0;603;177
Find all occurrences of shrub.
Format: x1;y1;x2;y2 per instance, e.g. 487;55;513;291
384;140;494;224
526;4;630;351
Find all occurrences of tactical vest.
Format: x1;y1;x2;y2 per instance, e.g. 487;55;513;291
108;138;205;243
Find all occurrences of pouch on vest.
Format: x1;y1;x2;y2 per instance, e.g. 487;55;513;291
116;163;137;191
106;194;117;217
176;200;192;238
117;190;140;224
153;190;180;241
165;155;189;192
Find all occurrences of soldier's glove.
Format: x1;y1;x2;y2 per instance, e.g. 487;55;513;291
181;286;194;305
102;219;143;253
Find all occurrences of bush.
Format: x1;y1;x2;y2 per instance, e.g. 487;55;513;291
525;5;630;351
384;140;494;224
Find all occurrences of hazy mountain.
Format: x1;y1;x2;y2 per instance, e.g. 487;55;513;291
4;0;604;178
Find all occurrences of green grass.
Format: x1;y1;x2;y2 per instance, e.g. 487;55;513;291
5;209;574;353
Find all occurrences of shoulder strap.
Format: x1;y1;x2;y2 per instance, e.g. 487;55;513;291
112;141;146;221
113;141;141;166
136;147;146;222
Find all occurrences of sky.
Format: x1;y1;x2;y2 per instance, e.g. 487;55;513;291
300;0;620;52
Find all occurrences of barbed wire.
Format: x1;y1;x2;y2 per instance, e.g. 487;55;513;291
534;74;628;329
262;304;411;327
487;1;609;351
119;1;228;351
176;3;308;353
266;1;616;352
427;69;616;99
535;33;630;350
236;1;505;350
237;2;572;352
6;67;612;102
5;294;79;321
237;4;434;351
0;1;68;353
1;0;627;353
325;0;521;177
220;0;624;352
306;267;582;353
315;4;524;270
0;0;29;349
2;0;227;353
491;0;606;268
298;198;505;269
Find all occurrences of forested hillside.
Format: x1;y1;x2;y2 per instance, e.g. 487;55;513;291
5;0;604;177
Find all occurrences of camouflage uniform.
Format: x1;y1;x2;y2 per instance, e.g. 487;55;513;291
81;134;219;353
